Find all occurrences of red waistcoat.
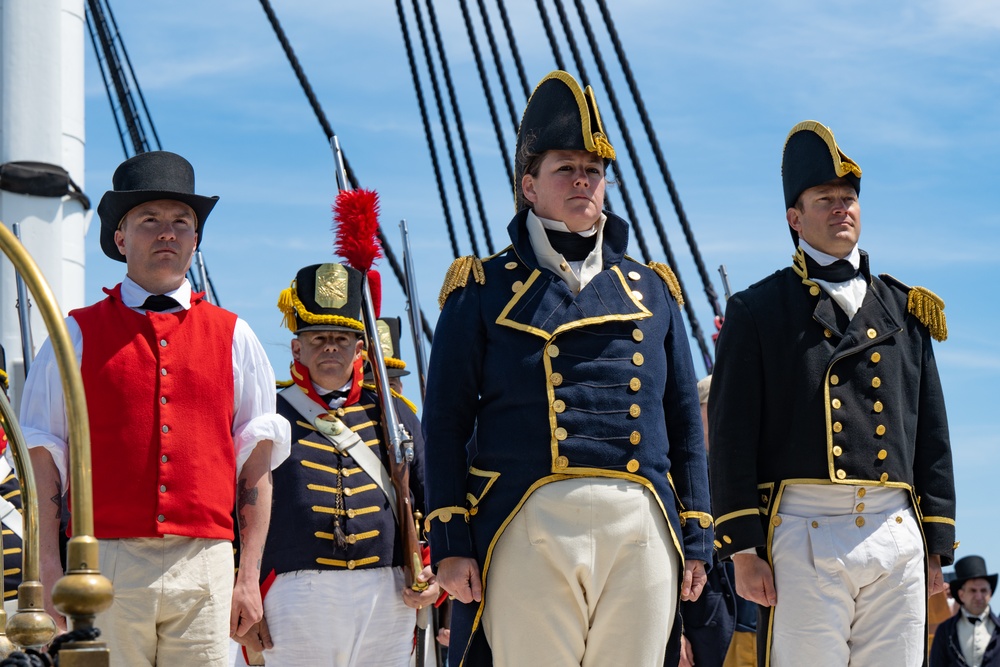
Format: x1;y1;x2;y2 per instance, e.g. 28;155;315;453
71;285;237;539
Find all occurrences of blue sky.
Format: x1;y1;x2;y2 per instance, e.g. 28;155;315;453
80;2;999;568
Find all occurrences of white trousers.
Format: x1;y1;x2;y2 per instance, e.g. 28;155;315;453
770;485;925;667
262;567;414;667
97;536;233;667
482;478;679;667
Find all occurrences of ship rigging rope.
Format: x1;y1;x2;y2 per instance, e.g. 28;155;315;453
423;0;496;254
594;0;724;321
393;0;462;259
567;0;714;370
533;0;566;71
257;0;434;342
474;0;520;132
495;0;532;98
456;0;516;188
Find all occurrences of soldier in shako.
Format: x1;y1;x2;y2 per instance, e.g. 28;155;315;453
709;121;956;666
422;71;713;666
234;263;438;666
364;317;411;395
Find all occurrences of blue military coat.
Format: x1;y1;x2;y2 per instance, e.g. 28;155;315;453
423;210;713;666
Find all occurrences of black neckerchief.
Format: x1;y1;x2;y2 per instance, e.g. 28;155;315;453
802;252;859;282
545;229;597;261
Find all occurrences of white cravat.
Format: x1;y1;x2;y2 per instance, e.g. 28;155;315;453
799;239;867;319
525;210;606;293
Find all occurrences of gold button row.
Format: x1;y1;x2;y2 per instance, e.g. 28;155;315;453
628;271;641;281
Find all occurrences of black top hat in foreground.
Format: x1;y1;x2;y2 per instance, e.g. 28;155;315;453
949;555;998;600
97;151;219;262
277;263;365;335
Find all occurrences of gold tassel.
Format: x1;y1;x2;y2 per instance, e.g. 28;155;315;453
908;287;948;342
438;256;486;309
592;132;617;160
277;285;297;332
648;262;684;306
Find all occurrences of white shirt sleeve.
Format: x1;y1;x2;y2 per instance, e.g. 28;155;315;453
231;318;291;475
17;317;82;491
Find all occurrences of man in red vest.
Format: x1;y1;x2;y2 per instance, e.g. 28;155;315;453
19;151;291;666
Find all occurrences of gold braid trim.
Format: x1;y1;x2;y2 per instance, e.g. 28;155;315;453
908;286;948;342
438;256;486;309
0;369;7;391
791;247;822;297
275;378;294;389
277;280;364;333
424;506;470;533
648;262;684;306
385;357;406;370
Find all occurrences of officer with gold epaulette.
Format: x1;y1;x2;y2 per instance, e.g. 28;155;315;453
234;263;439;666
422;71;713;666
709;121;956;666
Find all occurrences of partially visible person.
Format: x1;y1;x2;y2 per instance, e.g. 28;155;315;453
19;151;290;667
0;346;23;618
363;316;411;395
930;555;999;667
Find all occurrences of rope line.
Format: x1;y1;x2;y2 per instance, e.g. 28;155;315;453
494;0;531;98
533;0;565;71
474;0;520;132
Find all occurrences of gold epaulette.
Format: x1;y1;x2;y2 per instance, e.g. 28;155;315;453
438;256;485;309
360;383;419;414
648;262;685;306
908;286;947;342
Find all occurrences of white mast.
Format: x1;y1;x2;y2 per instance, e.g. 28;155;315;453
0;0;89;406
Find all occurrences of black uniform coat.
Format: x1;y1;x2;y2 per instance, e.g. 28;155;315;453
423;210;713;666
709;251;955;664
930;611;1000;667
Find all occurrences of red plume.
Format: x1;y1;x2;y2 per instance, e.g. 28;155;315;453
332;188;382;272
368;269;382;318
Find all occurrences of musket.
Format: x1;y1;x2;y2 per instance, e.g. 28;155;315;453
399;219;428;398
718;264;733;301
331;137;427;597
11;224;35;376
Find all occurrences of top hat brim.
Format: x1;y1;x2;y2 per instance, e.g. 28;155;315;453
97;190;219;262
950;573;998;600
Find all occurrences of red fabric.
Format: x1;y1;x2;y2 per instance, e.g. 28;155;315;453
72;285;237;539
290;358;364;408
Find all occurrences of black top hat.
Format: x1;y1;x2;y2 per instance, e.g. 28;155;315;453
949;555;998;600
363;317;411;380
514;71;616;209
782;121;862;244
97;151;219;262
278;263;365;335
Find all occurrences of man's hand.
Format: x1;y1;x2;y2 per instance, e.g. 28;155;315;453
230;574;264;638
927;554;946;597
681;559;707;601
232;614;273;652
436;557;482;604
732;552;776;607
679;634;695;667
231;440;273;637
403;565;441;609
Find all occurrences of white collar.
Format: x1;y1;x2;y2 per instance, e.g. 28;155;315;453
798;238;860;271
120;275;193;311
534;213;601;238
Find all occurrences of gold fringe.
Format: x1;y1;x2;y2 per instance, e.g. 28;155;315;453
908;286;948;342
385;357;407;370
277;286;297;332
278;282;365;333
593;132;616;160
648;262;684;306
791;247;822;297
438;256;486;309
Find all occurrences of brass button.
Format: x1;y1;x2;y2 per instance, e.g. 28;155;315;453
162;425;170;433
809;286;820;296
873;401;883;413
857;488;866;498
629;404;641;418
550;372;563;386
555;455;569;469
631;290;644;301
560;262;569;271
632;352;644;366
831;398;841;409
161;368;168;376
833;445;843;456
161;455;169;463
159;339;167;347
895;516;903;524
629;377;641;392
699;515;711;528
836;469;847;480
157;514;166;523
723;535;732;544
855;516;865;527
830;374;839;385
343;487;354;496
875;425;886;436
811;521;819;528
547;345;560;358
159;485;167;493
554;427;568;441
771;515;782;526
626;459;640;473
336;407;346;418
856;502;865;512
629;431;641;445
867;328;877;339
469;507;478;516
512;281;524;292
877;449;887;460
871;352;881;363
505;261;518;270
628;271;641;281
761;494;769;503
632;329;644;342
833;422;843;433
713;540;722;549
679;516;687;527
347;509;357;518
347;535;357;544
871;377;881;388
879;472;889;483
824;329;832;339
347;560;356;570
552;400;566;413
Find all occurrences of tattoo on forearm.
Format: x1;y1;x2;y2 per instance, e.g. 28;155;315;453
51;493;62;520
237;478;259;510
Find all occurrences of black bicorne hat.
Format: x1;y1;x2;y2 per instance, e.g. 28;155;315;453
277;263;365;334
514;71;616;210
97;151;219;262
782;121;862;244
949;555;998;600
